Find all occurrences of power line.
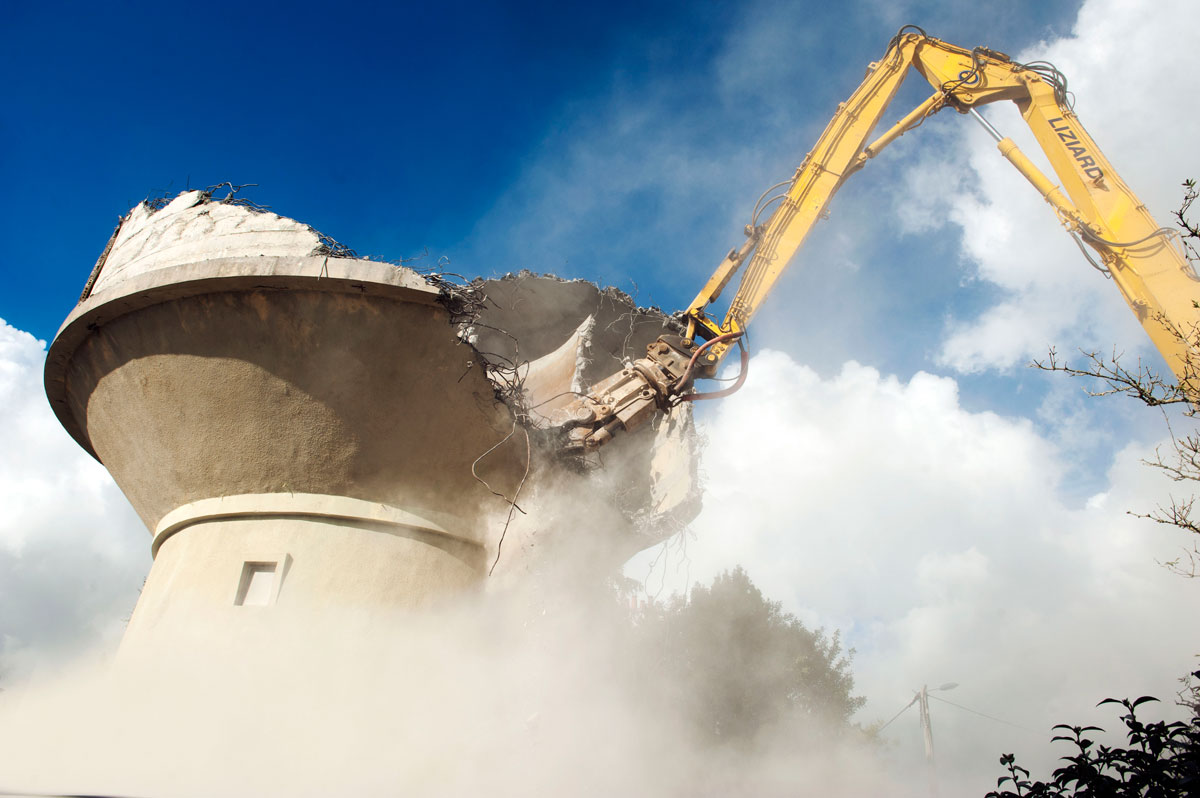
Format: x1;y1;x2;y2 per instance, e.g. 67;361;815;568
878;695;919;732
929;694;1034;732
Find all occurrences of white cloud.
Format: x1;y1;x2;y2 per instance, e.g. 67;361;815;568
0;320;148;679
636;347;1197;794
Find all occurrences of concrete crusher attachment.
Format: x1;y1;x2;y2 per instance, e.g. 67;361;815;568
44;190;701;658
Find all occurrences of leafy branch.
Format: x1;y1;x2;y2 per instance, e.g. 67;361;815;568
987;683;1200;797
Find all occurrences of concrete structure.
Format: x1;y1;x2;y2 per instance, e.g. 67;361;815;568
45;190;700;656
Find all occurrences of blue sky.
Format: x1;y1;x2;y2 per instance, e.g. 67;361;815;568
4;0;1077;343
4;1;1200;794
3;0;1103;476
3;0;720;337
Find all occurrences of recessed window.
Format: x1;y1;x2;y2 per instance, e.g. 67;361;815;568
235;562;278;606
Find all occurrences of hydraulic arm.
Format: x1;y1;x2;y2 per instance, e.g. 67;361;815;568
554;27;1200;454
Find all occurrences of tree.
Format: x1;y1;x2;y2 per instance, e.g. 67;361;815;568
986;674;1200;797
634;566;865;748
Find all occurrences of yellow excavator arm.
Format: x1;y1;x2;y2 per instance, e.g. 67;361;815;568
554;27;1199;454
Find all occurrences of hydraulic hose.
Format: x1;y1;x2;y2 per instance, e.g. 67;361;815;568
679;345;750;403
671;331;745;393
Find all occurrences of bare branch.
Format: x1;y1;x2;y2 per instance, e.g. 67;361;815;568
1030;345;1192;409
1031;181;1200;575
1174;178;1200;264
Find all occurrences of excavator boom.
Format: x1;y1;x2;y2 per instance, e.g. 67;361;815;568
551;27;1199;454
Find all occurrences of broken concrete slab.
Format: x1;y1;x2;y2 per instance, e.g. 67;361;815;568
464;274;703;581
520;315;596;424
466;272;682;389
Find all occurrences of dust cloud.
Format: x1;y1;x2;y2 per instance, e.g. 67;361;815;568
0;564;898;798
0;379;894;798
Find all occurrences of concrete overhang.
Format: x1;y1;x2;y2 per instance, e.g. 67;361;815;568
46;254;441;460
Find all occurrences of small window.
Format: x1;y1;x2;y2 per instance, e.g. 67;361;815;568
235;562;278;606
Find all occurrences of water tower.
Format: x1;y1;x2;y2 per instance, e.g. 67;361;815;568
44;190;700;658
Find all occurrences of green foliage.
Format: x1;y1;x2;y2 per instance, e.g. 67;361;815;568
635;566;864;747
986;673;1200;797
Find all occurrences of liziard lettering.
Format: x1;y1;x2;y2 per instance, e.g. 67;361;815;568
1048;117;1104;180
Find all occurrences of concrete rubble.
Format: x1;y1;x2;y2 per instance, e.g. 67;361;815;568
44;188;702;657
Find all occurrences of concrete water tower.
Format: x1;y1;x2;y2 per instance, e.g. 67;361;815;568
44;190;699;658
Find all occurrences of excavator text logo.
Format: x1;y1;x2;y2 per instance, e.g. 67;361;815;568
1048;117;1104;181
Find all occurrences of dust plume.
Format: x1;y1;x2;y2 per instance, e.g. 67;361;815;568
0;515;893;798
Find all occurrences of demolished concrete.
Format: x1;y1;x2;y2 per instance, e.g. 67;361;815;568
44;188;702;657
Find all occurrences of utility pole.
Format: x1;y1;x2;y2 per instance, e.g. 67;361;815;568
918;684;937;797
879;681;959;797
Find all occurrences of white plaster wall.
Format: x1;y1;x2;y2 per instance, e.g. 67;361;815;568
93;191;324;294
121;499;484;660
